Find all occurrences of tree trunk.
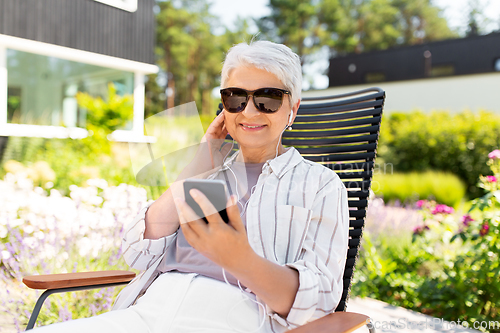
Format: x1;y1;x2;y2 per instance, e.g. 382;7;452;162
164;42;176;111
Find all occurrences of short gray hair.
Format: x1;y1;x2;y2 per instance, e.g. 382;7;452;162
221;41;302;106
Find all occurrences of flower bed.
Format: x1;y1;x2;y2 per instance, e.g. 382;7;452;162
0;173;149;330
353;150;500;332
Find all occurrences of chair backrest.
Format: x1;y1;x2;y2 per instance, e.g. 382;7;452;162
285;87;385;311
218;87;385;312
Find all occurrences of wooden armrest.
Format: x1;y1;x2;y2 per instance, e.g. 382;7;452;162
23;270;136;290
288;312;370;333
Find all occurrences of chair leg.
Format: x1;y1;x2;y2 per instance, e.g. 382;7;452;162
26;289;59;330
25;282;129;331
368;324;376;333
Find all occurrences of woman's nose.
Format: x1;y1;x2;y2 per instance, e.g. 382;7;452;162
241;98;260;118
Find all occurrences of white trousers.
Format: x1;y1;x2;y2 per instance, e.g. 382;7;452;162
31;272;266;333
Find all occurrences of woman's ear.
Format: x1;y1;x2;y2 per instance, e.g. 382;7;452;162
291;99;301;123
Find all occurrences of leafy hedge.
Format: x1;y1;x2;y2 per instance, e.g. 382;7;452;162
372;170;466;208
353;153;500;332
378;110;500;198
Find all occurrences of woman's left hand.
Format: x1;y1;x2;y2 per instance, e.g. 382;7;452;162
175;190;253;270
175;188;300;318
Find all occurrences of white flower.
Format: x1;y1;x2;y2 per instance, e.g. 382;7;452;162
0;225;7;238
10;219;24;228
89;196;104;206
1;250;11;259
78;237;92;257
34;231;45;240
34;187;45;195
49;188;62;197
23;237;38;249
23;225;35;234
39;244;56;260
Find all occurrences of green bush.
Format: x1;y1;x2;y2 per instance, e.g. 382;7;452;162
0;114;215;199
373;170;466;207
354;151;500;332
378;110;500;198
0;137;136;196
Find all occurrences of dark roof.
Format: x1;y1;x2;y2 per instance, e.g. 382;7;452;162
328;32;500;87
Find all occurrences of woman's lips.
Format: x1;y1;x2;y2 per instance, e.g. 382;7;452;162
240;123;266;131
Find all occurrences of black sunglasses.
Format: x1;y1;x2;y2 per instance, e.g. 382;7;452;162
220;87;291;113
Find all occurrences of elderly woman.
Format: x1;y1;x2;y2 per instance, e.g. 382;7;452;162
32;41;349;333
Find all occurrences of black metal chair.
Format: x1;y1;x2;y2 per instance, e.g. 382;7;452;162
23;87;385;332
286;87;384;332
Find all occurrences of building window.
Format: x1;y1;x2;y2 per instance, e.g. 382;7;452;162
7;49;134;127
365;72;386;83
7;87;22;123
93;0;137;12
430;64;455;77
494;58;500;72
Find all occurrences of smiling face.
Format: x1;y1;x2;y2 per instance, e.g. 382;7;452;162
222;66;299;163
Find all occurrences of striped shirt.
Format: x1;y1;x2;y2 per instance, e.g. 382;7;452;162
113;147;349;332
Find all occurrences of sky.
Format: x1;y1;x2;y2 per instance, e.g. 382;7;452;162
208;0;500;90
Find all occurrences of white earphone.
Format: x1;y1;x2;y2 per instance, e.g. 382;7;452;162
287;110;294;129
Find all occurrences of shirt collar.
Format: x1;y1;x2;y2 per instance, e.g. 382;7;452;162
220;146;303;179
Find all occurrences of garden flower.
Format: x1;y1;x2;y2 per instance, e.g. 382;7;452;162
431;204;454;215
461;214;474;226
1;173;150;328
416;200;426;208
413;225;430;235
479;223;489;236
488;149;500;160
485;175;497;182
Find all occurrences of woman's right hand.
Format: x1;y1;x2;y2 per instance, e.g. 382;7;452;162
196;110;233;171
203;109;228;143
144;111;233;240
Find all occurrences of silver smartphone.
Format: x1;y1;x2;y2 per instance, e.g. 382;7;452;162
183;179;230;223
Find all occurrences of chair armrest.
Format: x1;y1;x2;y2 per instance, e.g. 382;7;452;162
23;270;136;290
288;312;370;333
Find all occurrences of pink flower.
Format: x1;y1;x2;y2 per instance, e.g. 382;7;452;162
416;200;426;208
486;175;497;183
431;204;454;215
461;214;474;226
413;225;430;235
480;223;489;236
488;149;500;160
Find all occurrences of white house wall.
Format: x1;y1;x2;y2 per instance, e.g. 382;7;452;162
304;72;500;114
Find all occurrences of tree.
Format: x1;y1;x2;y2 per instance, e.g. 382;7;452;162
255;0;455;89
357;0;401;52
156;0;221;114
144;73;166;119
151;0;256;116
257;0;323;67
317;0;360;54
464;0;489;36
319;0;456;55
391;0;456;44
